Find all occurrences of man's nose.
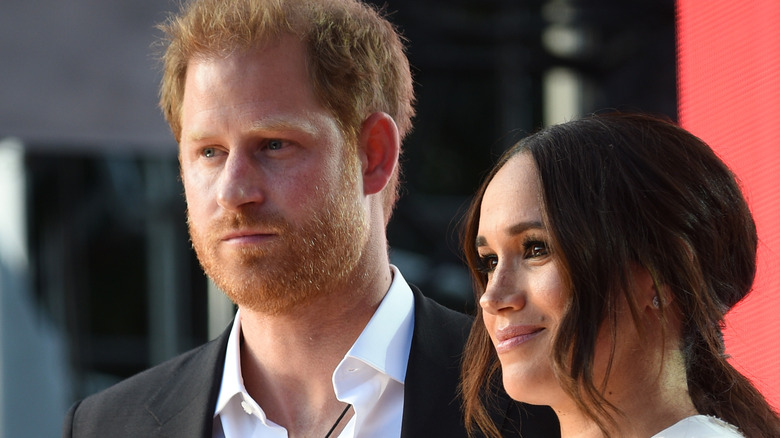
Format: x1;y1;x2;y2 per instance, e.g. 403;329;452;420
216;151;265;211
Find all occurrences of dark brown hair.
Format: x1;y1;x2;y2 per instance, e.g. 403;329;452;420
460;113;780;437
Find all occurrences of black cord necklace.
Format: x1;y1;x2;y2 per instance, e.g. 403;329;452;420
323;404;352;438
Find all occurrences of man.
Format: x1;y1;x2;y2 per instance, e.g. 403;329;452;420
62;0;559;436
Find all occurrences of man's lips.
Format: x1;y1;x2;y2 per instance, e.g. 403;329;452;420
220;230;276;243
494;325;544;354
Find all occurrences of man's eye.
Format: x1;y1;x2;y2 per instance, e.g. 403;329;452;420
267;139;284;150
202;147;216;158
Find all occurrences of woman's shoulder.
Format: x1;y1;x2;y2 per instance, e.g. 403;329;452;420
652;415;745;438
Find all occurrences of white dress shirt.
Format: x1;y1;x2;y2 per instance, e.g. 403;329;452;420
213;265;415;438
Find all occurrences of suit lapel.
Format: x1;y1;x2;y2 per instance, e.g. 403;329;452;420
400;288;531;438
145;324;232;437
400;287;473;437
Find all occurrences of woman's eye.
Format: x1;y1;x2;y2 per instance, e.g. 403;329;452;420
476;254;498;274
524;241;549;258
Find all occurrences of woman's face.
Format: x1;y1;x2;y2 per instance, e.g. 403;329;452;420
477;153;656;411
476;153;569;406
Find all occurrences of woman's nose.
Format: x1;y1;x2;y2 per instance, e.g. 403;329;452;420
479;268;525;314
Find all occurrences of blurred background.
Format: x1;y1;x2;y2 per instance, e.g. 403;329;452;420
0;0;676;436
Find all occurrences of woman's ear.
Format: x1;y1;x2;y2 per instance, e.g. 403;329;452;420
633;265;669;310
358;112;400;195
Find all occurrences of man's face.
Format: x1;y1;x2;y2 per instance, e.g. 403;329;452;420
178;35;368;314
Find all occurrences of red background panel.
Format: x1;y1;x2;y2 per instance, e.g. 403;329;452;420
677;0;780;410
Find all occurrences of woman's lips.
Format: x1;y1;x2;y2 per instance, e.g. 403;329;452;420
494;325;544;354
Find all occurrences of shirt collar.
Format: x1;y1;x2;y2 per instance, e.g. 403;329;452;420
213;264;415;416
214;307;267;420
336;265;414;385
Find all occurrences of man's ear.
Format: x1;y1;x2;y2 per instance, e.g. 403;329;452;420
358;112;400;195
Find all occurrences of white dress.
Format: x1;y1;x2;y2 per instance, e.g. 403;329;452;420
652;415;744;437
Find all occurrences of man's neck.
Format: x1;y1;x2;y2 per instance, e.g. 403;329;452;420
236;262;392;436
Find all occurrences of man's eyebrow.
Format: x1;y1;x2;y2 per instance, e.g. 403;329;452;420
248;117;318;136
183;130;212;143
184;117;319;143
475;220;545;248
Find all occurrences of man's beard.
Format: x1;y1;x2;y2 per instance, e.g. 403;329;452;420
188;158;368;315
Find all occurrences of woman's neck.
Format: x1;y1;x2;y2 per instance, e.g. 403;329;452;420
554;349;698;437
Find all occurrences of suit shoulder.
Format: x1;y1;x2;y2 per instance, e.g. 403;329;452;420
411;286;473;331
86;338;219;404
64;333;228;436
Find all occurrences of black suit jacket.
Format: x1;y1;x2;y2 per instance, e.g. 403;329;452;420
63;287;559;437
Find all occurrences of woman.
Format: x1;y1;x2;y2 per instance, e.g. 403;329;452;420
460;113;780;437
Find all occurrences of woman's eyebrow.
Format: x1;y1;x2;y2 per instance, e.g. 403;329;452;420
475;220;544;248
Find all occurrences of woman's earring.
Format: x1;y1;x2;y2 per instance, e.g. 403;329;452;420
652;295;660;308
